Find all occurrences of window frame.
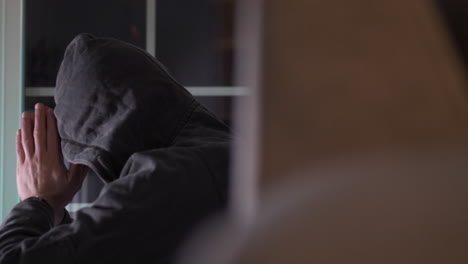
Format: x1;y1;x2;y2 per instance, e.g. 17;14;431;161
0;0;24;220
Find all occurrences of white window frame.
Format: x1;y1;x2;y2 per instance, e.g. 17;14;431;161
0;0;24;220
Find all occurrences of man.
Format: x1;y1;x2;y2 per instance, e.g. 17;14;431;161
0;34;231;263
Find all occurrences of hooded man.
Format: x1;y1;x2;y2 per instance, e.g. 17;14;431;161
0;34;231;263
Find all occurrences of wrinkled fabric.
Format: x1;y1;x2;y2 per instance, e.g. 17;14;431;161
0;34;231;263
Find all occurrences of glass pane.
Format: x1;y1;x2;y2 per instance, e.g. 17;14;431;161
156;0;235;86
25;0;147;88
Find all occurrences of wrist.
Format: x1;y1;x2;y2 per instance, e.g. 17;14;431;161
24;196;64;226
38;196;65;226
53;208;65;226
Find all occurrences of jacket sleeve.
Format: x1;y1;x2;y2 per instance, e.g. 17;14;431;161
0;147;228;264
0;197;77;263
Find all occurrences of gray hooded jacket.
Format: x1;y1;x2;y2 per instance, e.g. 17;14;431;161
0;34;231;263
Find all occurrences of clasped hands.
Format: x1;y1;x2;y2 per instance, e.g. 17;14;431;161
16;103;87;225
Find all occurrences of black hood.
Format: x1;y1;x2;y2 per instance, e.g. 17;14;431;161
54;34;197;182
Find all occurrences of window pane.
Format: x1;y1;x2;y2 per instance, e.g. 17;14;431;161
156;0;235;86
25;0;147;87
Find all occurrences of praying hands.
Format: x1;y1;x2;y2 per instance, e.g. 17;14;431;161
16;103;88;225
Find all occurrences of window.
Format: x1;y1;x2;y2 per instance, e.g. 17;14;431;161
1;0;239;217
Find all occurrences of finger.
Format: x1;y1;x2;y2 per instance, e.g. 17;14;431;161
34;103;46;153
46;107;59;152
16;130;25;164
21;112;35;157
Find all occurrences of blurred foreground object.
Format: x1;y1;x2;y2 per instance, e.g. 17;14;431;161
180;149;468;263
257;0;468;189
183;0;468;262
